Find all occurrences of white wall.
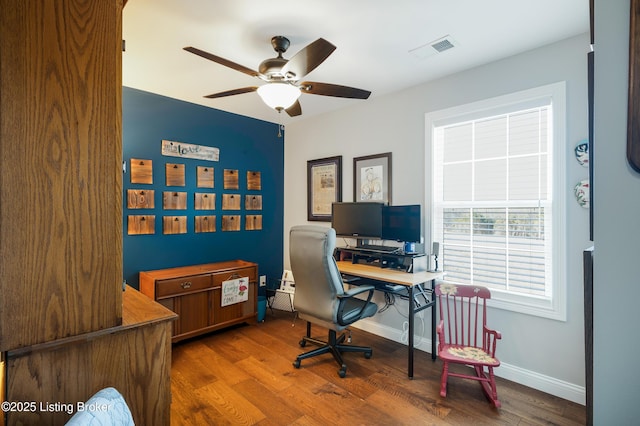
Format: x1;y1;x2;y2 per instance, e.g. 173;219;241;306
593;1;640;423
285;34;590;403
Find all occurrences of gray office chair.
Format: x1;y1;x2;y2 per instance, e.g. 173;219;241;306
289;225;378;377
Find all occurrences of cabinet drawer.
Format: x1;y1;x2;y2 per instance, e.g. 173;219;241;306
212;267;256;287
156;274;211;298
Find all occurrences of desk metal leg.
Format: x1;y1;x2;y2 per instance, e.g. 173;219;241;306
408;285;414;379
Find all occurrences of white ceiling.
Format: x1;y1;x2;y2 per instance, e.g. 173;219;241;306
123;0;589;124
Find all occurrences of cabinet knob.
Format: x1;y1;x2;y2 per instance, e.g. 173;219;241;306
180;281;192;289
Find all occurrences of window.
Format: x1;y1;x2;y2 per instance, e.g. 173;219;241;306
426;82;566;320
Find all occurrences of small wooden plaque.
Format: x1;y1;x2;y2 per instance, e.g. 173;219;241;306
127;189;155;209
221;215;241;231
197;166;214;188
163;216;187;234
247;171;261;190
163;191;187;210
222;194;241;210
245;215;262;231
165;163;185;186
224;169;239;189
127;215;155;235
131;158;153;184
194;193;215;210
195;215;216;233
245;195;262;210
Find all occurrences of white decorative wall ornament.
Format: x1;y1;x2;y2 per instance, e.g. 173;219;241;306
574;139;589;167
574;179;590;208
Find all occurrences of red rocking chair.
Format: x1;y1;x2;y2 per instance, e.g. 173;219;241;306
435;283;502;408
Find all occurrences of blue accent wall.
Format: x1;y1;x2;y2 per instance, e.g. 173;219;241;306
122;87;283;289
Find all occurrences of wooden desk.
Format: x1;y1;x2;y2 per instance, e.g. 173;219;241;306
336;261;444;379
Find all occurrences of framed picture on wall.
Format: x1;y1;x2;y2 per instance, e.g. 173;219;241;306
628;0;640;174
353;152;392;204
307;156;342;221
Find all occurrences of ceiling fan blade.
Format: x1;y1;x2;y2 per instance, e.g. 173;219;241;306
281;38;336;80
285;100;302;117
184;46;260;78
299;81;371;99
204;87;258;99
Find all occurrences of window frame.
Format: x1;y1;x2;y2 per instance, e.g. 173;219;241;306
425;82;567;321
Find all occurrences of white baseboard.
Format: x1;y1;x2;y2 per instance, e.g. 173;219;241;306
352;319;585;405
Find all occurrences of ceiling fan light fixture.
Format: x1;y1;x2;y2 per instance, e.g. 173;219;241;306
257;83;301;110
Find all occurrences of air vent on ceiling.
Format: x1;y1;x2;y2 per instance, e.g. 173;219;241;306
431;37;455;53
409;35;457;59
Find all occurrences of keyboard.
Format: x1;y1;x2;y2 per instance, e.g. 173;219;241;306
340;273;361;283
356;244;401;254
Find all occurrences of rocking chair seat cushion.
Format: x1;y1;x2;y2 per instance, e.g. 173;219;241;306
439;344;500;366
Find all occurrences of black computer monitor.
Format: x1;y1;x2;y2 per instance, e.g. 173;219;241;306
381;204;421;242
331;202;383;239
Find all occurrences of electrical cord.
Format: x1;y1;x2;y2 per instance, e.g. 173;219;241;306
377;292;396;313
399;315;425;348
376;293;426;348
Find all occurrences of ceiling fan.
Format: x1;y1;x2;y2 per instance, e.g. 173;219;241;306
183;36;371;117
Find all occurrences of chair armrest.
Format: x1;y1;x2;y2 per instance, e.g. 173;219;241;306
340;285;376;298
483;326;502;357
339;285;375;306
485;326;501;340
337;285;376;325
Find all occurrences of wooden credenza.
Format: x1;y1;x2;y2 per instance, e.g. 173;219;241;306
140;260;258;342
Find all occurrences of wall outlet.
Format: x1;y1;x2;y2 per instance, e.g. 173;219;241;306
259;275;266;287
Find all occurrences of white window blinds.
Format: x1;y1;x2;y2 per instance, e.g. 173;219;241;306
427;82;566;320
433;107;552;298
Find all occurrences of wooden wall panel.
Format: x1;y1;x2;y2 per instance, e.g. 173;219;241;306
247;171;261;190
163;191;187;210
194;192;215;210
222;194;241;210
196;166;214;188
128;215;156;235
245;195;262;210
131;159;153;184
245;215;263;230
222;215;241;231
163;216;187;234
0;0;123;349
165;163;185;186
127;189;155;209
195;215;216;233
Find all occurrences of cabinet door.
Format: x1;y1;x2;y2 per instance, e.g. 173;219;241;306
213;281;256;325
211;267;257;325
175;291;211;337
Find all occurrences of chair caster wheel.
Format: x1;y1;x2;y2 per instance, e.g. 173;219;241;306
293;360;301;369
299;339;306;347
365;350;372;359
338;365;347;378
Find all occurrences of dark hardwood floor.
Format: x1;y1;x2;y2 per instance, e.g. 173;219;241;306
170;310;586;425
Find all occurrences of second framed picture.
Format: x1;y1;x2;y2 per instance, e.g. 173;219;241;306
307;156;342;221
353;152;392;204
